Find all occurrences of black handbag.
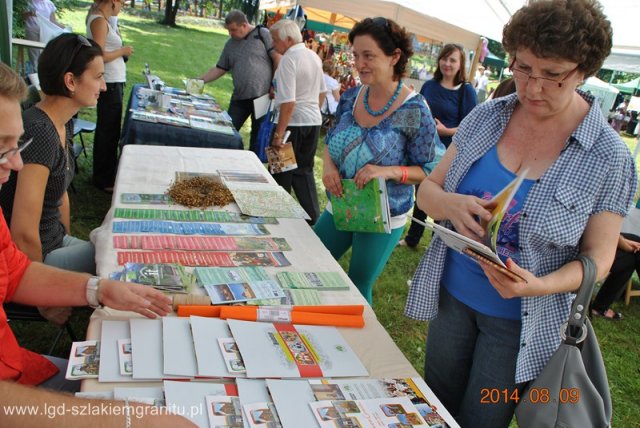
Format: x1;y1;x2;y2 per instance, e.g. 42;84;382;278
515;255;612;428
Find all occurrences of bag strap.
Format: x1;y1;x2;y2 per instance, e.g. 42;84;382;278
457;82;466;121
564;255;597;343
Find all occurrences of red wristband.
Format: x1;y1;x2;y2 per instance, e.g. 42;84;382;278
399;166;408;184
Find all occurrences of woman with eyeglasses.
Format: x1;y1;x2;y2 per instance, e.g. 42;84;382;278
314;17;442;304
405;1;635;426
87;0;132;193
399;43;477;249
0;34;105;323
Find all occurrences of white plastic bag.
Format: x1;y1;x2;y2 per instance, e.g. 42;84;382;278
36;13;70;44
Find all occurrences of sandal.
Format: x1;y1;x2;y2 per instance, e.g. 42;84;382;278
591;308;624;321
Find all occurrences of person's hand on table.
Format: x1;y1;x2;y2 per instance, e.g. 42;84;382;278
99;279;172;318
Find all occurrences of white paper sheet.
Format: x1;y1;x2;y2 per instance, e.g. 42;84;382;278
164;380;234;428
99;320;133;383
162;317;198;377
252;93;271;119
130;319;164;380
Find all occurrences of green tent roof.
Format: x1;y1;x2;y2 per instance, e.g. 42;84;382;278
612;77;640;95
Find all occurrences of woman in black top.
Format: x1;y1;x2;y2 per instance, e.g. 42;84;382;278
0;34;104;274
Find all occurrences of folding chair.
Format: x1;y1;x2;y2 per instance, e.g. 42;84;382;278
4;302;78;355
72;117;97;159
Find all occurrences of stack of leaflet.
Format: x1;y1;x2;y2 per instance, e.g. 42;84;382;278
74;375;457;428
110;262;196;293
95;317;368;383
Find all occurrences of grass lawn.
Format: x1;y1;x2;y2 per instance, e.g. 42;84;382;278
10;4;640;426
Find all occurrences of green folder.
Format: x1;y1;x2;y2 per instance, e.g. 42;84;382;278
331;178;391;234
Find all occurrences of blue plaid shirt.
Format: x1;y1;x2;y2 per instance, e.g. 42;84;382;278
405;91;637;383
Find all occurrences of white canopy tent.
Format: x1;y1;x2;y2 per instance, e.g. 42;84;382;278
260;0;640;73
580;76;619;115
260;0;522;53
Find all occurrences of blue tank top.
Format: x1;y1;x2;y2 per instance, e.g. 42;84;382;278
441;146;535;320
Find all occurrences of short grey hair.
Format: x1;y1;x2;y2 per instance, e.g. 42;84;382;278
225;10;248;27
270;19;302;44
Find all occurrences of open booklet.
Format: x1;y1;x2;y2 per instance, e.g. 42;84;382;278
417;167;529;282
480;168;529;252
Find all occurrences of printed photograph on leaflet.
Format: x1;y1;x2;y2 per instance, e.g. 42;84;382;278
65;340;100;379
204;279;286;304
205;395;244;428
308;378;452;427
309;396;428;428
227;320;368;378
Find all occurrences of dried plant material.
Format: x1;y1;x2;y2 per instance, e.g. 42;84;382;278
167;177;234;209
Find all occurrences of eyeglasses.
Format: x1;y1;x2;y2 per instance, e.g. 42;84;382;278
64;34;92;73
371;17;391;33
509;57;578;89
0;138;33;165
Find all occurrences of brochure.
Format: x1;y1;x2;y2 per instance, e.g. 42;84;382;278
121;262;195;293
308;378;456;427
331;178;391;234
195;266;272;286
266;143;298;174
117;339;132;376
113;208;277;224
276;271;350;291
481;168;530;252
226;182;311;220
412;217;526;283
205;395;244;428
65;340;100;380
309;397;428;427
204;279;286;305
227;319;368;378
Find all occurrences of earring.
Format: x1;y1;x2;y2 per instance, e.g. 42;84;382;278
70;90;75;97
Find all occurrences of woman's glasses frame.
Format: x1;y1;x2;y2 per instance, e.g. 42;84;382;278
509;57;578;89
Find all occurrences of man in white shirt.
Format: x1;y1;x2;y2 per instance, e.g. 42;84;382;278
270;19;327;224
476;70;491;103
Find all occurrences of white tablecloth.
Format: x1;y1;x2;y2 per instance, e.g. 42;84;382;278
84;145;419;391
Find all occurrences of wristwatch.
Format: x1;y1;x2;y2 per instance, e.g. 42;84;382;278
86;276;103;309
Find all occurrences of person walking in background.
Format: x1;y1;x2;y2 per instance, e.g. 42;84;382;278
86;0;132;193
591;233;640;320
322;61;341;116
399;43;477;248
476;69;491;102
315;17;442;303
199;10;281;154
269;19;326;224
0;34;104;326
405;1;635;426
23;0;66;68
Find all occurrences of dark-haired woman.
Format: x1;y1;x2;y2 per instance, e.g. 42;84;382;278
399;43;477;248
0;33;103;284
405;0;636;426
314;17;442;303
